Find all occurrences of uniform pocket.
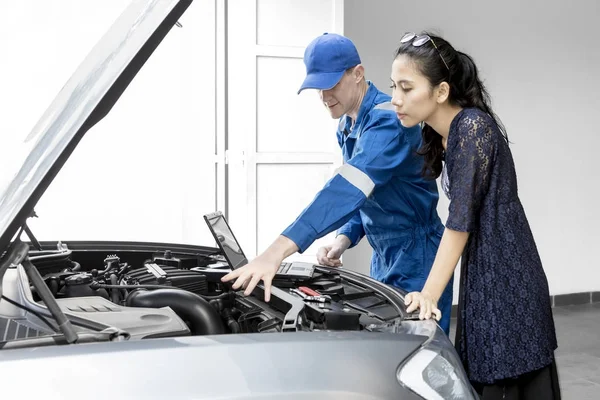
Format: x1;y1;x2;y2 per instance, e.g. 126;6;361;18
370;233;427;281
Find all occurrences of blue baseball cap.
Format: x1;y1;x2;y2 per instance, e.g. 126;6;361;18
297;33;361;94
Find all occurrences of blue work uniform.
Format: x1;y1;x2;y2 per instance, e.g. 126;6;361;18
282;81;453;334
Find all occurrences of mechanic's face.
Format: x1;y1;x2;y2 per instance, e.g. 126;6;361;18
390;55;440;128
319;67;363;119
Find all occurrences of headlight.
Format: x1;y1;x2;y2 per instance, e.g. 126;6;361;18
398;348;471;399
396;321;476;400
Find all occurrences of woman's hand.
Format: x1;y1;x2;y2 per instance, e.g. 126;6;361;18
403;228;469;322
405;290;442;321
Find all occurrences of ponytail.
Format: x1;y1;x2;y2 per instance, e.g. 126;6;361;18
452;52;508;144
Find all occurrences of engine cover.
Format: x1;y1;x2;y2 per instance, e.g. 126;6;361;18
56;296;190;339
126;263;208;295
0;266;190;341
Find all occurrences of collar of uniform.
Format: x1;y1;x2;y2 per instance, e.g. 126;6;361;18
344;81;378;140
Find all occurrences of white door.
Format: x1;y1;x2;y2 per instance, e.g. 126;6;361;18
227;0;345;262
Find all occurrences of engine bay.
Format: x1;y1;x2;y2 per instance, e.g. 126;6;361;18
0;242;410;345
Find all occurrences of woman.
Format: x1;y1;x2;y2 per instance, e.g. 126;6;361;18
390;32;560;399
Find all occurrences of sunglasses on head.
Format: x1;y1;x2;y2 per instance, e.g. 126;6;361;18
400;32;450;71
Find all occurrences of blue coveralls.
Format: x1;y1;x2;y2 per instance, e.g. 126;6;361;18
282;81;453;334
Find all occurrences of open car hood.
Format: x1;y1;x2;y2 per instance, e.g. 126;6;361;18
0;0;193;252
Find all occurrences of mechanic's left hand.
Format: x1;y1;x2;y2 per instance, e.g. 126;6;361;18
405;291;441;321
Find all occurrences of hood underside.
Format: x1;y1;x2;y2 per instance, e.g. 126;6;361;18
0;0;193;254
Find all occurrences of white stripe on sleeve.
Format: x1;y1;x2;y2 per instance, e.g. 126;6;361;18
335;163;375;197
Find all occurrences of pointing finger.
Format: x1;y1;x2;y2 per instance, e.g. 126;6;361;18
222;268;241;282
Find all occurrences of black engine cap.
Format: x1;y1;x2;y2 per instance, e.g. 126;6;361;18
65;273;93;286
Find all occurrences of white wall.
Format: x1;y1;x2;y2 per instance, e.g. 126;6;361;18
0;0;219;247
3;1;597;299
343;0;600;299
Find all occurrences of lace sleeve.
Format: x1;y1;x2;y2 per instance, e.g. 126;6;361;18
445;112;497;232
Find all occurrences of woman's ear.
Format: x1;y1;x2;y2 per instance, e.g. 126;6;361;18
436;82;450;103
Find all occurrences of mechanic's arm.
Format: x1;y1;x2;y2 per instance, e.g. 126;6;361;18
281;118;408;252
222;116;407;301
223;235;299;302
316;233;352;267
317;212;363;267
337;212;365;248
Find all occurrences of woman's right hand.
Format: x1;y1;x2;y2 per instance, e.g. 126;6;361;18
405;290;442;321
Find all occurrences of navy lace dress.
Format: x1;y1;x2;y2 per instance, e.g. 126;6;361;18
443;108;558;385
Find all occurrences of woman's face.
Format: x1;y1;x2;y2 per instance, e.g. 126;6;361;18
390;54;439;128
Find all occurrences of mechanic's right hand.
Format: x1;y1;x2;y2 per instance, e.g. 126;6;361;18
316;245;343;267
316;235;351;267
221;254;279;302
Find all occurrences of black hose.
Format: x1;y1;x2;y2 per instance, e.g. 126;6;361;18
94;261;120;278
208;299;240;334
222;308;241;333
93;283;232;301
48;279;59;297
110;274;120;304
125;289;225;335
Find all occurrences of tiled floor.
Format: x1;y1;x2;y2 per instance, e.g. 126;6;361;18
450;303;600;399
552;303;600;399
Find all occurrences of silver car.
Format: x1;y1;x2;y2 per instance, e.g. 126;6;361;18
0;1;478;399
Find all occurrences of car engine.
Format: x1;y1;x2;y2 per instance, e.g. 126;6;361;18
1;245;407;343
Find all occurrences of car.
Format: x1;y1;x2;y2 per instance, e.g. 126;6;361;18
0;1;479;399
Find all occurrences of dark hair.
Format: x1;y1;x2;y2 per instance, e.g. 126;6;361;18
394;32;508;179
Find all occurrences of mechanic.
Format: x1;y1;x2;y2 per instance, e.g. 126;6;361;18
222;33;454;335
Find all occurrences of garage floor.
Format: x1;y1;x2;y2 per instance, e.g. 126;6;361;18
450;303;600;400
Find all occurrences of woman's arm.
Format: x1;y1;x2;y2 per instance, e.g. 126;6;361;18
407;112;496;320
405;227;469;320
